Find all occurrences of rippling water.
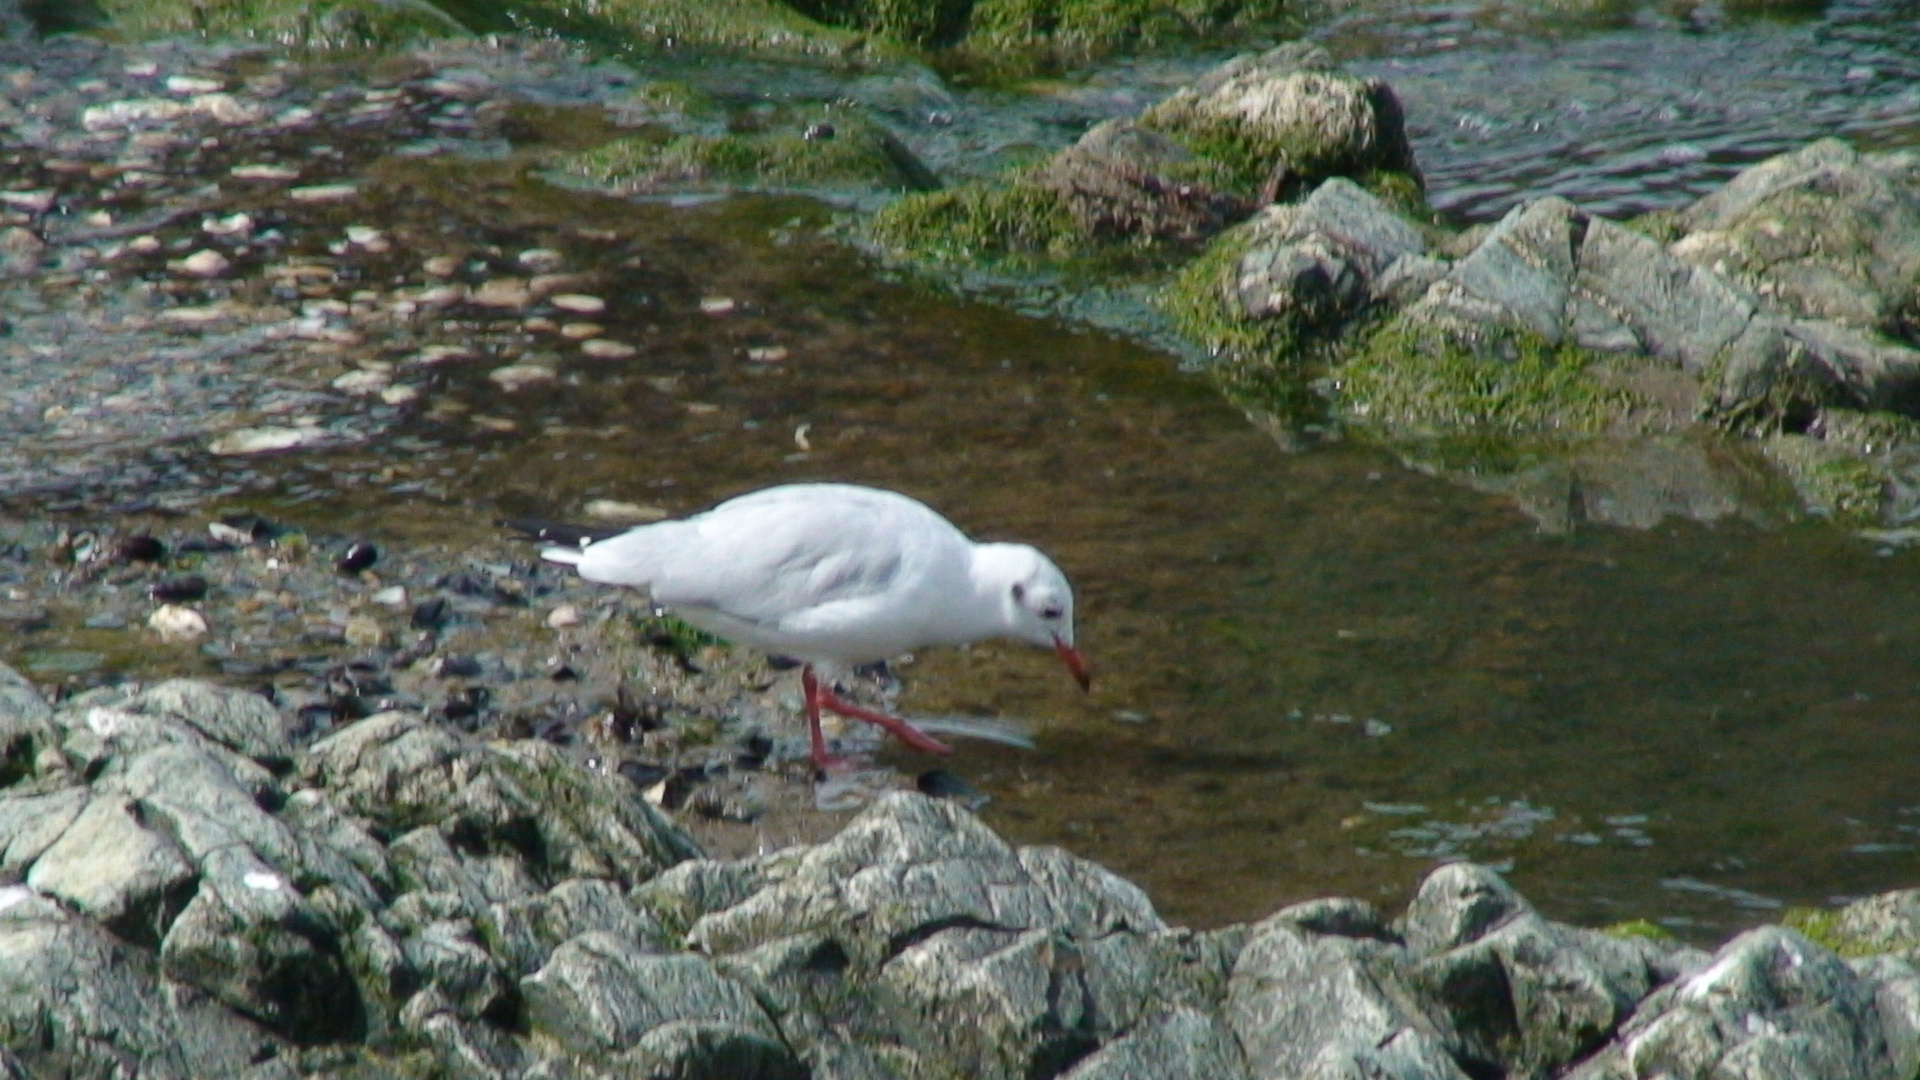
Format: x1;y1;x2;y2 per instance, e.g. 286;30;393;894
1330;0;1920;220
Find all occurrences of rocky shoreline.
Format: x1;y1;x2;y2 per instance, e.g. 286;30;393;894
6;662;1920;1079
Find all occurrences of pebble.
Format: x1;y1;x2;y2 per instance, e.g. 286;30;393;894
0;190;54;213
379;384;421;406
148;604;209;640
371;585;409;607
416;284;468;305
342;615;386;648
487;364;556;391
411;344;471;365
584;499;667;522
559;322;604;340
699;296;737;315
331;369;391;395
230;162;300;180
172;249;230;277
517;248;564;271
336;541;379;572
207;425;331;455
546;604;582;629
747;345;789;363
550;293;606;314
422;254;462;276
166;75;224;94
202;212;254;237
580;339;636;359
150;574;209;602
157;305;230;326
472;278;531;309
126;235;163;254
288;183;359;203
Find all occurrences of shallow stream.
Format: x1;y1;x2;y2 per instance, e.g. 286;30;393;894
17;0;1920;939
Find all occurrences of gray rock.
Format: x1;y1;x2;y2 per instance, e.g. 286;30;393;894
0;784;89;876
1400;861;1532;954
61;703;279;799
1834;889;1920;957
0;663;66;788
1035;118;1250;244
1568;926;1901;1080
1226;917;1449;1080
1785;318;1920;413
1854;954;1920;1080
486;876;669;976
25;793;196;946
1576;215;1763;374
631;855;770;935
1677;139;1920;336
522;931;788;1063
877;925;1096;1080
1080;925;1249;1039
159;845;361;1042
0;905;291;1080
1060;1005;1248;1080
1235;178;1426;326
124;679;296;766
305;711;698;888
1410;910;1694;1078
1300;1028;1471;1080
688;792;1163;964
1145;42;1421;199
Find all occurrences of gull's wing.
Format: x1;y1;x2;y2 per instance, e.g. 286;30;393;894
569;485;966;636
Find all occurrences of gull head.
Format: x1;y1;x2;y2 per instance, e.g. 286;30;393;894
979;542;1091;691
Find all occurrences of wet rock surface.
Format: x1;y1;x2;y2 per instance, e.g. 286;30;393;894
5;662;1920;1079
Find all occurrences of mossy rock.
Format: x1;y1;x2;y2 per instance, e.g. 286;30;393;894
558;107;937;197
956;0;1288;68
1331;318;1636;441
86;0;468;48
1758;433;1889;525
868;173;1082;264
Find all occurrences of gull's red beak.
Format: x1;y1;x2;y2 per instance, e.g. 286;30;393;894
1053;635;1092;692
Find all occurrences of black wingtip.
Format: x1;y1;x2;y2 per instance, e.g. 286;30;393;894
499;518;626;548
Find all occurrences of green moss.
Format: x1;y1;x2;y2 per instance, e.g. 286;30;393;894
1598;918;1674;942
89;0;466;47
1759;434;1887;525
432;0;870;57
1333;319;1633;440
868;176;1081;265
559;109;934;196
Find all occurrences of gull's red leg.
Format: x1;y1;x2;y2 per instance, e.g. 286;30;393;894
801;665;837;772
810;675;954;757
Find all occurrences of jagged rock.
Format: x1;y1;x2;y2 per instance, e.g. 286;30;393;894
0;901;294;1080
1034;119;1251;244
1400;861;1533;953
25;793;196;947
1567;926;1903;1080
303;711;699;888
879;926;1099;1080
1226;913;1461;1080
1234;177;1426;327
685;791;1164;964
0;785;89;876
522;931;799;1076
0;664;66;788
78;679;297;766
1144;42;1421;202
488;877;669;976
1676;139;1920;338
1059;1005;1248;1080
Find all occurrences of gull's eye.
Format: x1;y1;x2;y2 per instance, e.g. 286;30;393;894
1012;583;1026;602
1040;604;1063;621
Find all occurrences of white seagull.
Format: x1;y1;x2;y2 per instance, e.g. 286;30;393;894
530;483;1090;769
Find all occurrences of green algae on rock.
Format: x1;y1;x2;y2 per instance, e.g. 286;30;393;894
558;105;938;199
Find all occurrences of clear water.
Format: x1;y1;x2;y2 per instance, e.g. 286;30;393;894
190;157;1920;938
